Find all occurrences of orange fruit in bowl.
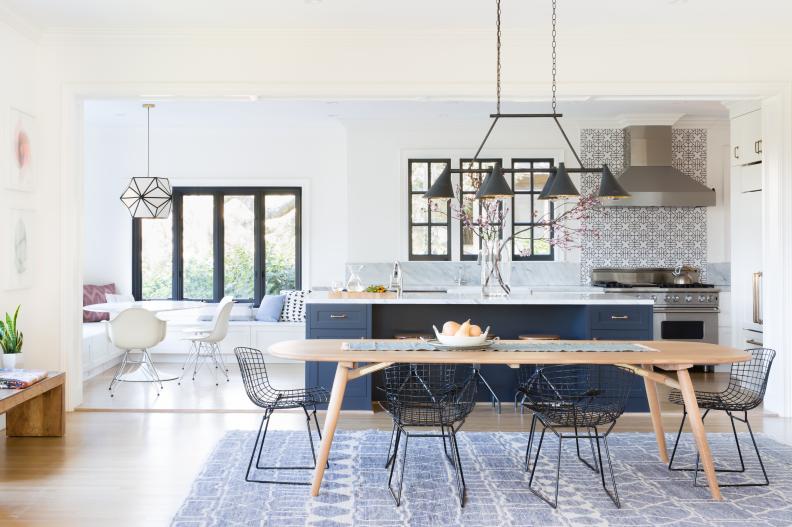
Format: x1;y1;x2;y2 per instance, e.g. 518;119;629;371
469;325;482;336
442;321;460;336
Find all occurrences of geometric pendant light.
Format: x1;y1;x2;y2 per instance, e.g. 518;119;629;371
423;165;455;200
120;104;172;218
474;162;513;199
538;162;579;200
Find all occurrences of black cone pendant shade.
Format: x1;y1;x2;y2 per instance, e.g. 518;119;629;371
474;163;513;199
538;162;579;200
423;165;455;200
596;163;629;199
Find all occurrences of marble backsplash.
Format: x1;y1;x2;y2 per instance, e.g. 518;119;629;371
344;261;582;289
338;260;730;289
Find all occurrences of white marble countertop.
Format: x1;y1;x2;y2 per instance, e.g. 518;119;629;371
306;291;654;305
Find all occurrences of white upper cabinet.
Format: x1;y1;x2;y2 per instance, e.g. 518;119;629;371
730;109;762;166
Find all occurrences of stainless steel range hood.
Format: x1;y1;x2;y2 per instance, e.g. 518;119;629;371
603;126;716;207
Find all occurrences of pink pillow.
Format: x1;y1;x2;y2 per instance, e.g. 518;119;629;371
83;283;116;323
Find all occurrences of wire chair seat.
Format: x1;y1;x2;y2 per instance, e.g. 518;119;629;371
668;386;763;412
381;384;477;427
520;365;632;428
668;348;775;413
236;346;329;410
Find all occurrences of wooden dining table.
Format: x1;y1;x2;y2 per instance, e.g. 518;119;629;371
267;339;750;501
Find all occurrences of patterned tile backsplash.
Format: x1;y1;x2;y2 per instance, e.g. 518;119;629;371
579;128;708;284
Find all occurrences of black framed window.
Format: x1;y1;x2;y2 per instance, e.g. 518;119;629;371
133;187;301;303
408;159;451;260
459;158;502;260
511;158;554;260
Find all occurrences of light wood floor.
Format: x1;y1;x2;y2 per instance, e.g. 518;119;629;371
0;364;788;526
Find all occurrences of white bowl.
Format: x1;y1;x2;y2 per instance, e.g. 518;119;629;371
432;325;490;346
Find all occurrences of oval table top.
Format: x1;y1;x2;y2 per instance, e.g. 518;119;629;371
83;300;206;314
268;339;750;367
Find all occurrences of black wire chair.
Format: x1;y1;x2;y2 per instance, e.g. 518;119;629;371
380;363;477;507
520;364;633;509
668;347;776;487
234;346;329;485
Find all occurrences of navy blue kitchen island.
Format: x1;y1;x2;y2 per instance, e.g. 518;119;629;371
304;292;654;412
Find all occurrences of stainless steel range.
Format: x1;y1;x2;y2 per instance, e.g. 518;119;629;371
591;268;720;360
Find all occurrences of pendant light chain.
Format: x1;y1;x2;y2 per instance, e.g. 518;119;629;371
496;0;502;114
147;104;151;178
551;0;557;114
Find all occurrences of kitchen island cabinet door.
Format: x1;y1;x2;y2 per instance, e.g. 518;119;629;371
305;304;372;411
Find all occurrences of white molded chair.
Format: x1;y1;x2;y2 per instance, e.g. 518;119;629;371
179;296;234;386
104;308;167;396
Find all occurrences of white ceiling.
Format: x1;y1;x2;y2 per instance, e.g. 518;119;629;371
83;99;728;128
3;0;792;35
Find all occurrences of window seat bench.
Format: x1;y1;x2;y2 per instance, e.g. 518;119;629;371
82;320;306;380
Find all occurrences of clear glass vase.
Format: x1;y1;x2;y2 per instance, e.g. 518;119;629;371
480;239;511;297
346;264;364;292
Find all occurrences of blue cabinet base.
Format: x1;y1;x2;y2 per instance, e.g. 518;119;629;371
305;303;653;412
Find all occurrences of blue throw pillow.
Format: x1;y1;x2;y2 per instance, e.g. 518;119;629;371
256;295;285;322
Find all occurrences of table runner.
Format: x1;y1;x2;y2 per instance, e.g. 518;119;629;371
341;340;656;352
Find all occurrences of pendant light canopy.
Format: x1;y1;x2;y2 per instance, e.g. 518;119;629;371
423;165;455;200
596;163;629;199
475;163;513;199
538;162;579;200
120;104;173;219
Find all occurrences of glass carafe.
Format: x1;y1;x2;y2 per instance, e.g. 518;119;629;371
346;264;364;292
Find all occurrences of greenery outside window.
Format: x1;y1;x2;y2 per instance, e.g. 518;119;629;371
133;187;301;303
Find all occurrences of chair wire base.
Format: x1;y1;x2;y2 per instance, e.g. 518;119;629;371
108;348;164;397
526;418;620;509
472;366;501;414
244;405;328;485
387;422;468;508
669;408;769;487
179;341;230;386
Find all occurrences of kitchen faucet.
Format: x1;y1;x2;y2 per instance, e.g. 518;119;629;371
389;261;403;297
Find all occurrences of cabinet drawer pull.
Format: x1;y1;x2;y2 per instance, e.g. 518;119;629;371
756;139;762;154
610;315;629;320
746;338;763;347
329;314;348;319
734;146;740;159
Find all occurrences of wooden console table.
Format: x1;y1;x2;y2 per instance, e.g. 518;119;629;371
0;372;65;437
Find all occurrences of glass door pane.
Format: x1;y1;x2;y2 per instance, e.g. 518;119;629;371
141;216;172;299
224;195;255;300
264;194;297;294
182;195;214;299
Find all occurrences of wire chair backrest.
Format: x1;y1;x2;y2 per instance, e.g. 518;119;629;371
383;364;476;426
725;347;776;409
522;364;633;427
234;346;279;406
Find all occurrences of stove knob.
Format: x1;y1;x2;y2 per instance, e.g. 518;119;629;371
685;295;693;303
664;295;672;302
650;294;657;301
698;295;706;302
673;295;680;302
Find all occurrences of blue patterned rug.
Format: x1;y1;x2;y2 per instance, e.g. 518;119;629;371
172;429;792;526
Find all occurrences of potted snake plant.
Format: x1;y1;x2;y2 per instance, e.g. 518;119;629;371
0;305;23;369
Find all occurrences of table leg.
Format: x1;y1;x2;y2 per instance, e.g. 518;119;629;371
642;364;668;464
676;368;722;500
7;383;65;437
311;362;350;497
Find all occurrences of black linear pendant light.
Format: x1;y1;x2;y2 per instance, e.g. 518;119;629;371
424;164;455;200
596;163;630;199
120;104;173;218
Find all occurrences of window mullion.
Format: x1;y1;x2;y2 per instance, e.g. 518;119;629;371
214;192;224;302
254;192;264;303
172;191;183;300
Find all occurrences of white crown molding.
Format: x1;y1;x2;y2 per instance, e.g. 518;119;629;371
614;113;685;127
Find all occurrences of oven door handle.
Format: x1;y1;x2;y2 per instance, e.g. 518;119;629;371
654;308;720;314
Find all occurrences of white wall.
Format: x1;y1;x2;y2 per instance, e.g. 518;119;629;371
83;102;348;290
0;17;59;373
